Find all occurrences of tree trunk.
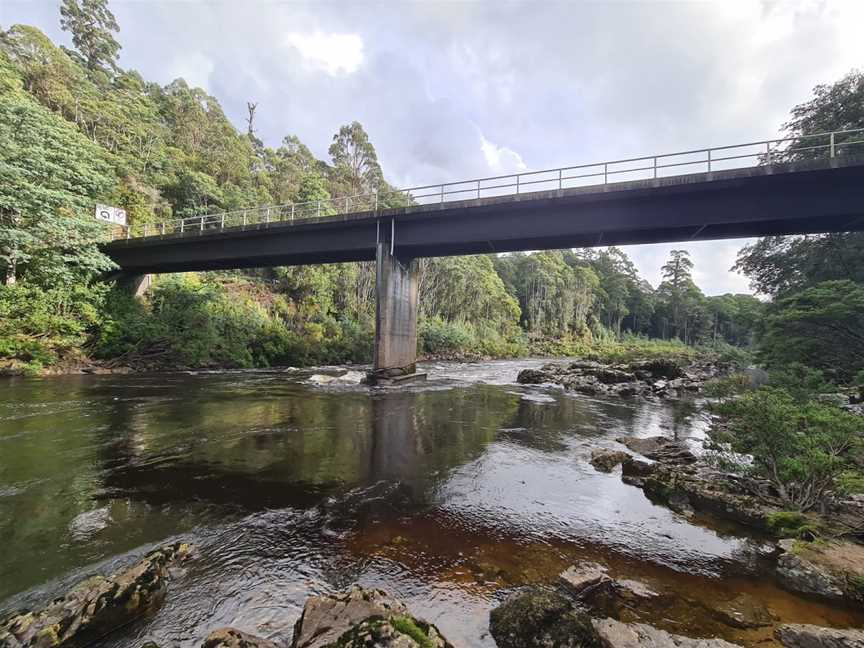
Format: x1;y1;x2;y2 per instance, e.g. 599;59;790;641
4;258;15;286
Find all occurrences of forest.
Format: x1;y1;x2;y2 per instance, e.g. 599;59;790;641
1;1;862;387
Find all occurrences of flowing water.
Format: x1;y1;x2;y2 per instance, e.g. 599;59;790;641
1;360;861;647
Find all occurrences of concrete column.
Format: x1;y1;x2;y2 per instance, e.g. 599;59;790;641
117;273;152;298
373;241;418;377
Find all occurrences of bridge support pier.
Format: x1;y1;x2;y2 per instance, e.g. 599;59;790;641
117;273;152;298
371;240;419;381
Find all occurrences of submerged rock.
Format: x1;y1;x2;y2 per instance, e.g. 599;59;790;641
291;586;450;648
775;623;864;648
0;542;194;648
707;593;774;629
591;618;742;648
202;627;280;648
590;450;631;473
776;539;864;604
489;587;600;648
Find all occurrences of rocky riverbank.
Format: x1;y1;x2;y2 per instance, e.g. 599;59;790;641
589;435;864;609
517;358;732;399
3;539;863;648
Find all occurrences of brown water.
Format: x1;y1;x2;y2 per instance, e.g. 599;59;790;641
0;360;860;647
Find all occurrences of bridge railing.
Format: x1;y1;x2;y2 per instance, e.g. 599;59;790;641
118;128;864;240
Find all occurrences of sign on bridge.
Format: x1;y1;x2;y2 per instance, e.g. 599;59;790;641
95;204;127;226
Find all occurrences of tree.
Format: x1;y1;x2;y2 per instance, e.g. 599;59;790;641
657;250;696;341
0;55;116;286
59;0;121;73
328;121;383;197
758;280;864;383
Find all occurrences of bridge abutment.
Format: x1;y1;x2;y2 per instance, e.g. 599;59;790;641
372;241;418;379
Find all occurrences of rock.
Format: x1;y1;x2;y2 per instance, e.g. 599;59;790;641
616;437;696;464
202;627;280;648
0;542;194;648
776;539;864;604
291;587;449;648
775;624;864;648
558;563;613;598
322;616;452;648
590;450;631;473
591;618;742;648
620;458;775;529
516;359;724;400
708;593;774;629
306;371;365;385
517;368;552;385
489;587;600;648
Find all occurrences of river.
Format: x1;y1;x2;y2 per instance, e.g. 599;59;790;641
0;360;860;646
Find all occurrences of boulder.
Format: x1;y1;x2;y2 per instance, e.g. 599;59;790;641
202;627;281;648
615;437;696;464
775;624;864;648
517;368;553;384
291;587;449;648
558;563;613;598
776;539;864;604
0;542;194;648
591;618;742;648
321;616;452;648
590;450;631;473
488;587;600;648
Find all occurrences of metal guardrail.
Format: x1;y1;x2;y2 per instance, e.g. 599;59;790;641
116;128;864;240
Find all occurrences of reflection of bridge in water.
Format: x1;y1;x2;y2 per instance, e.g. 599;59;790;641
104;131;864;377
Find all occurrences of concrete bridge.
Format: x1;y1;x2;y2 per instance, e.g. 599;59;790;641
103;131;864;379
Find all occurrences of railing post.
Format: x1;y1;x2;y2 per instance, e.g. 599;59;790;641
180;219;184;233
375;192;380;211
653;157;657;179
242;211;247;226
516;174;520;194
160;222;165;235
126;225;130;240
143;224;148;237
830;132;836;158
265;208;270;224
766;142;772;165
440;184;444;203
200;215;204;231
707;149;712;172
558;169;562;190
317;201;321;218
221;213;225;229
603;163;608;184
476;180;481;199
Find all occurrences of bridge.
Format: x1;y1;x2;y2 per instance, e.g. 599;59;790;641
104;130;864;380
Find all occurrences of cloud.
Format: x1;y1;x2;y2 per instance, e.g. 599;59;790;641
284;31;364;76
165;52;214;91
478;131;527;174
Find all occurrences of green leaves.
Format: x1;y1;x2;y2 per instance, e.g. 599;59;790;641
711;386;864;511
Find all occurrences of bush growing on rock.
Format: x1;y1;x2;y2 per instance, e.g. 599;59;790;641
710;387;864;511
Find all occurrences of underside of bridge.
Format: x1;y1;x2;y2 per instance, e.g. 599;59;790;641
106;157;864;377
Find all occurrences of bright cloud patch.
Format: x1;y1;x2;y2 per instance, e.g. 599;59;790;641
285;31;364;76
479;132;527;174
166;51;214;91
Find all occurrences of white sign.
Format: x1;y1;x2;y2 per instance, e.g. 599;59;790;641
95;204;127;226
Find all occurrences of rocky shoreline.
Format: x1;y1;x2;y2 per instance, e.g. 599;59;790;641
4;545;862;648
517;358;733;399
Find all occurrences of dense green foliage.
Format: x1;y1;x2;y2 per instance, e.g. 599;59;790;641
710;386;863;511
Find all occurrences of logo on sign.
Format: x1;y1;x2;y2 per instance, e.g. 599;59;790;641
95;204;127;226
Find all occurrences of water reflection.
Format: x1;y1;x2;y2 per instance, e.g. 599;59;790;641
1;364;862;648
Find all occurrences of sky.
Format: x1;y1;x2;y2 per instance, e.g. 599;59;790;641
2;0;863;294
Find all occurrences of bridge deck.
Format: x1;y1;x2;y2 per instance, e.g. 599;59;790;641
105;156;864;273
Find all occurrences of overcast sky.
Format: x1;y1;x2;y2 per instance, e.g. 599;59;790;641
3;0;862;294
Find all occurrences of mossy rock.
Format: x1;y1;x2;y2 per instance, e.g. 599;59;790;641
489;587;600;648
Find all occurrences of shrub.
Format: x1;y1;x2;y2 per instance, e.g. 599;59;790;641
710;387;864;511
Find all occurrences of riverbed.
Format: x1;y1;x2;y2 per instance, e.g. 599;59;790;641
0;360;860;646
